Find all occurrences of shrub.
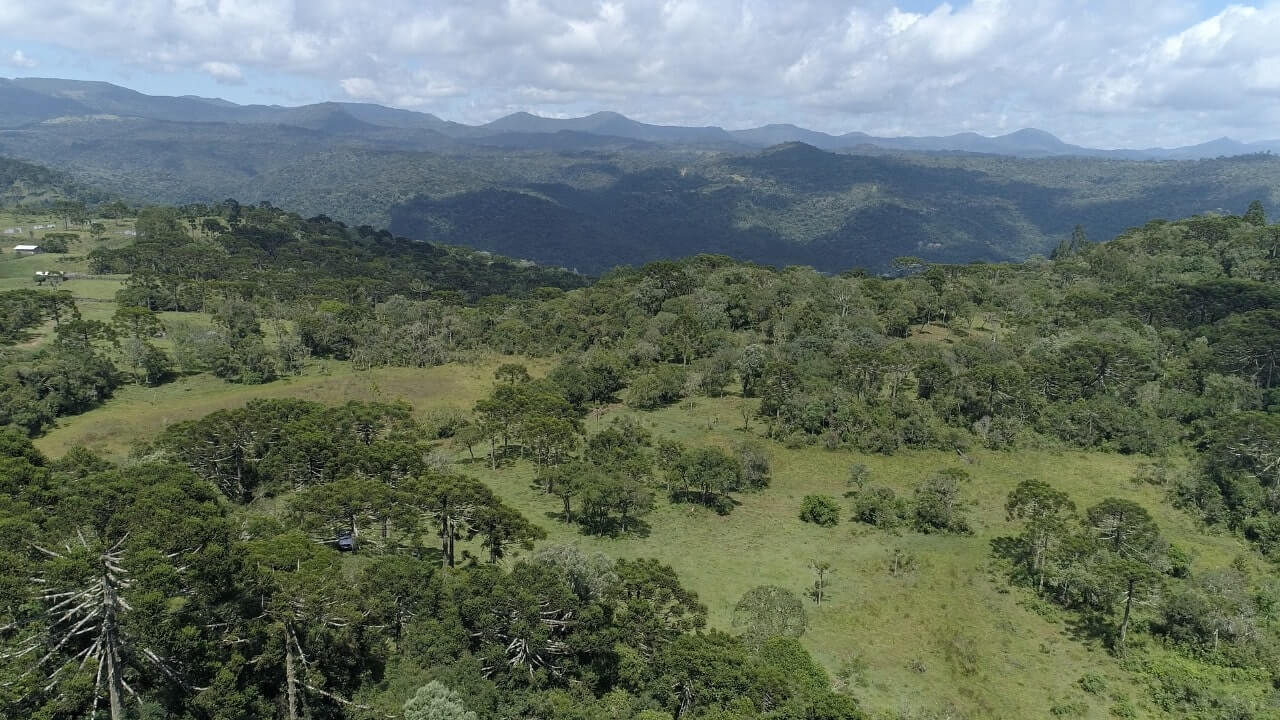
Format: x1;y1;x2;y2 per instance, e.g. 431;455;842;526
626;365;687;409
886;548;918;576
783;431;812;449
1108;698;1136;718
1050;700;1089;717
735;442;771;490
846;463;870;492
850;485;909;528
733;585;807;646
913;468;972;534
1078;673;1107;695
799;495;840;527
1165;543;1191;578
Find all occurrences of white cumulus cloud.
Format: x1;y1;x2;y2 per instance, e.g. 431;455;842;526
8;49;37;68
200;60;244;84
3;1;1280;146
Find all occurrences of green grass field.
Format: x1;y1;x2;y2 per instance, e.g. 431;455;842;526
469;397;1253;720
32;359;1261;719
33;356;550;458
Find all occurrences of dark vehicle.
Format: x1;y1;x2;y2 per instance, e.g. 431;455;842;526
336;531;356;552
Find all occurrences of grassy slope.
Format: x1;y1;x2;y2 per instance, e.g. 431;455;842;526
33;357;552;458
32;359;1260;719
472;397;1251;720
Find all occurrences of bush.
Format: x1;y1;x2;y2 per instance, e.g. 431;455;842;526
1049;700;1089;717
913;468;971;534
846;463;870;492
1108;698;1136;718
732;585;807;646
886;548;918;576
626;365;686;409
799;495;840;527
1078;673;1107;695
850;486;909;528
735;442;771;490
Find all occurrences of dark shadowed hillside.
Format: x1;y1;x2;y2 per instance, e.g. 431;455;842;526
389;145;1280;272
0;155;104;207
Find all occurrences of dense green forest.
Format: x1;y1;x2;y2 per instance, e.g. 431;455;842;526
2;180;1280;718
389;147;1280;272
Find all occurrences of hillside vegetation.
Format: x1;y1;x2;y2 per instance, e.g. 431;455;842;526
0;155;105;208
2;188;1278;720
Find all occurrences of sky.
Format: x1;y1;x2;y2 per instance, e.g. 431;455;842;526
0;0;1276;147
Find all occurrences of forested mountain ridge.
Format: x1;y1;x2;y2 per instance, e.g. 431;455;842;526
390;147;1280;272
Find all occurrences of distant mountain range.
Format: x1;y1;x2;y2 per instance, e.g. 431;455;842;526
3;76;1277;160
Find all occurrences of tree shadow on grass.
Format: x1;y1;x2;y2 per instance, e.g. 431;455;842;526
471;445;523;469
669;491;740;515
989;535;1024;563
533;509;654;539
1064;611;1114;649
576;515;653;539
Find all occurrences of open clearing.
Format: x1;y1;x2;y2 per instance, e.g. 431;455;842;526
34;357;550;458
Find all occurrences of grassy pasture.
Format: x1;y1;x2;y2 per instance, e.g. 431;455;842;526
471;396;1252;720
1;213;134;344
33;356;551;459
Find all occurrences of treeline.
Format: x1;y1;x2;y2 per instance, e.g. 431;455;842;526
87;201;587;309
0;409;862;720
